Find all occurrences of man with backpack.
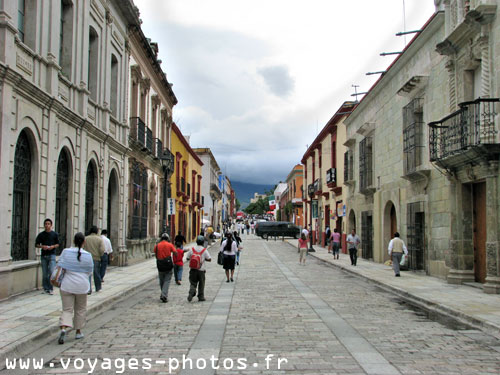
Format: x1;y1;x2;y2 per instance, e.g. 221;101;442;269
186;235;211;302
154;233;177;303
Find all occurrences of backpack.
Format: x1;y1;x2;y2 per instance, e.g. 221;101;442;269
189;247;206;269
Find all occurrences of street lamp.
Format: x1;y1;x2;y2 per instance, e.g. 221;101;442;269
307;184;316;252
160;149;174;238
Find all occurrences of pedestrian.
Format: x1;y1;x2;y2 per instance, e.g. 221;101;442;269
346;229;361;266
100;229;113;283
174;231;187;249
388;232;408;277
246;222;250;235
57;232;94;344
173;244;186;285
250;221;255;234
35;218;60;295
233;231;243;266
84;226;105;293
325;226;331;252
298;232;308;265
154;233;176;302
186;235;212;302
331;228;341;260
220;232;237;282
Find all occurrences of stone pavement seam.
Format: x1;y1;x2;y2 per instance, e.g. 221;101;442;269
265;242;401;375
284;239;500;338
0;241;217;370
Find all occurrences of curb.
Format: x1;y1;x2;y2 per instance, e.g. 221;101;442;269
284;240;500;338
0;274;157;370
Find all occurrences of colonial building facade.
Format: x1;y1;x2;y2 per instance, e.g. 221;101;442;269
193;148;222;228
170;123;203;243
126;22;177;264
302;102;355;247
280;164;304;227
0;0;141;298
344;2;500;294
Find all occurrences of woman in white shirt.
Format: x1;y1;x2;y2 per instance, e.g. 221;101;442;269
57;232;94;344
220;232;238;282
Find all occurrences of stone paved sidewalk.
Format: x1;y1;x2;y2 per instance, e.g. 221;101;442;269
285;238;500;337
0;241;204;367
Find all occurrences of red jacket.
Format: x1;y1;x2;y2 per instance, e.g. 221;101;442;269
173;248;185;266
154;241;176;260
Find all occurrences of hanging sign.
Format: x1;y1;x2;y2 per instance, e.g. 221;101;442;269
167;198;176;215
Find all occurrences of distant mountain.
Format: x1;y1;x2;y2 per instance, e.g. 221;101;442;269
231;180;275;209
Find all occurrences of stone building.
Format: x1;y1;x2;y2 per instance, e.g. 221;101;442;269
0;0;140;298
302;102;356;246
344;2;500;294
126;19;177;264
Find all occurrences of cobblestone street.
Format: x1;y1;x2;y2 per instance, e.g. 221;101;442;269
19;237;500;374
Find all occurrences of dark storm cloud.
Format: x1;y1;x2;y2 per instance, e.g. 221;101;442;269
257;65;295;97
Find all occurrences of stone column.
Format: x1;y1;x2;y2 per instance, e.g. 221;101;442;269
448;179;475;284
484;161;500;294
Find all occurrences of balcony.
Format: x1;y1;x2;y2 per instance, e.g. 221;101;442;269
313;178;322;196
210;183;222;200
153;138;163;159
429;98;500;170
146;128;153;153
129;117;146;148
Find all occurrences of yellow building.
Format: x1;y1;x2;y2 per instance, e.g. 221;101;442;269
170;123;203;243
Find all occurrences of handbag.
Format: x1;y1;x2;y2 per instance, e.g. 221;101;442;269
217;251;224;265
400;253;407;266
50;266;65;288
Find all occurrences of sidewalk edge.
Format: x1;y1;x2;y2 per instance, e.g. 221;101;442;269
284;240;500;337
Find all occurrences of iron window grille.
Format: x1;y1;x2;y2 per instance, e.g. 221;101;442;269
361;211;373;259
359;137;373;191
403;98;424;175
407;202;425;271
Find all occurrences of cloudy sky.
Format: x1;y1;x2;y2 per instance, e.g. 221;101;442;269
133;0;436;184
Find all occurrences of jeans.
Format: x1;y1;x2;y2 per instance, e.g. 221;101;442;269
349;248;358;265
174;264;183;282
90;261;102;292
189;269;206;299
332;242;340;256
41;254;56;292
236;251;241;263
158;270;173;299
100;253;109;281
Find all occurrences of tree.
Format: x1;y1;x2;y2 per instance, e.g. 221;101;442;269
243;197;269;215
235;198;241;211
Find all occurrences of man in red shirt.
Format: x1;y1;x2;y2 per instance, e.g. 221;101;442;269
154;233;177;303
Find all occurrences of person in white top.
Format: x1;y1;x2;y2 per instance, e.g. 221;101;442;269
388;232;408;277
57;232;94;344
186;236;212;302
100;229;113;282
220;233;238;282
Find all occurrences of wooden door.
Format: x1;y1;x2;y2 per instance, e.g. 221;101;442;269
473;182;487;283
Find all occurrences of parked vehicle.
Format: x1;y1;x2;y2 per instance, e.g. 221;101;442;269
255;221;300;239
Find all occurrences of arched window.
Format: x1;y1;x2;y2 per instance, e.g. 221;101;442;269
88;26;99;101
55;149;70;252
85;161;97;234
59;0;73;78
11;131;32;261
110;54;118;117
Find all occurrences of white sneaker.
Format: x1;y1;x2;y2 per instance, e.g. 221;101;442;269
75;332;84;340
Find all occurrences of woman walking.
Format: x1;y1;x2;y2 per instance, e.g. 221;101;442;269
233;231;242;266
220;232;238;282
298;232;308;265
331;228;341;260
57;232;94;344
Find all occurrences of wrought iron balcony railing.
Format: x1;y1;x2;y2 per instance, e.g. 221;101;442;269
153;138;163;159
129;117;146;147
146;127;153;153
429;98;499;168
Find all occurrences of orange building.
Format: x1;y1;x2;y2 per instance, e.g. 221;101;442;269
281;165;304;227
